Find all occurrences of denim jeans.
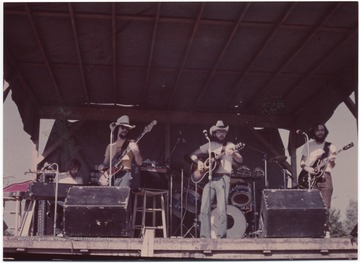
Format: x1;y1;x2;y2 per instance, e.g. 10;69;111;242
315;172;333;231
113;170;133;187
200;175;230;238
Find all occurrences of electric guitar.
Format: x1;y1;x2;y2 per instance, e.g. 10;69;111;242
98;120;157;186
298;142;353;189
191;142;245;184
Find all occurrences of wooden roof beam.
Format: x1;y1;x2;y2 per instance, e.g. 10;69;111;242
24;3;64;104
225;3;296;110
5;48;39;104
38;105;292;129
141;3;161;107
292;59;357;118
111;3;118;104
166;3;206;109
194;3;251;110
68;3;90;104
244;3;342;111
284;27;357;101
5;8;354;33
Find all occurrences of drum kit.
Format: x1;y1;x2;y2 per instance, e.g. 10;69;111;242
170;164;265;238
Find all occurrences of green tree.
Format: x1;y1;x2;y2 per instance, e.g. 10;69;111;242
329;208;345;237
343;199;358;236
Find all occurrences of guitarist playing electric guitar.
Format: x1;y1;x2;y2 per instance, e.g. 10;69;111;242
97;115;144;187
190;120;243;238
299;123;336;238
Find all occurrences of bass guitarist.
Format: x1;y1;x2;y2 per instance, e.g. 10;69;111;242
97;115;143;187
190;120;243;238
299;123;336;238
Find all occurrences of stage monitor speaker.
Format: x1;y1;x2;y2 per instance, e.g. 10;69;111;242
63;186;131;237
259;189;327;238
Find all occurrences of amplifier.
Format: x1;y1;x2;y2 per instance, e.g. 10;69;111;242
63;186;132;237
259;189;327;238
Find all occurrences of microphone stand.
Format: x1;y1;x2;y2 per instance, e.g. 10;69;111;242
52;163;59;236
166;133;183;236
205;132;212;237
244;144;268;235
302;132;311;190
246;144;269;188
108;125;116;187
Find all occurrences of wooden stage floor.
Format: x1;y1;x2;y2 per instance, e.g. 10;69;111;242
3;234;358;260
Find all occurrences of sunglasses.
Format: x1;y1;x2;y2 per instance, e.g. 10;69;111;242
119;125;130;131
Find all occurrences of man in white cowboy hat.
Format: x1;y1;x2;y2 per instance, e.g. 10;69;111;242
190;120;243;238
97;115;143;186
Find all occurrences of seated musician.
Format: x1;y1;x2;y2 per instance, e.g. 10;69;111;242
97;115;143;187
50;158;83;236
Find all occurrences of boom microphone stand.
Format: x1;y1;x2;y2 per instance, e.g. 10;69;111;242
52;163;59;236
205;130;212;237
298;130;310;189
166;131;185;236
185;130;211;238
108;124;116;186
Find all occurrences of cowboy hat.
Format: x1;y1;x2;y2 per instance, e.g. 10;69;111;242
209;120;229;136
113;115;136;129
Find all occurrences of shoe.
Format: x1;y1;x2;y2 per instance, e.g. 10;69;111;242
325;231;330;238
55;227;63;236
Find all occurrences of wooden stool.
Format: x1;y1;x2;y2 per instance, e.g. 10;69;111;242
132;188;168;238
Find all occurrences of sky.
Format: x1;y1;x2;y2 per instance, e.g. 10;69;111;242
3;89;357;230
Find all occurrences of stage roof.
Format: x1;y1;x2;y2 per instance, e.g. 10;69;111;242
4;2;358;140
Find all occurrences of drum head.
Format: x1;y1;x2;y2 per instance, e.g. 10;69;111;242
229;183;252;208
211;205;247;238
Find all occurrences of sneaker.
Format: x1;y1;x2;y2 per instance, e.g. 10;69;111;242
325;231;330;238
55;228;63;236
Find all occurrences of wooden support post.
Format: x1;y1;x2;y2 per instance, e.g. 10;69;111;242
141;229;155;257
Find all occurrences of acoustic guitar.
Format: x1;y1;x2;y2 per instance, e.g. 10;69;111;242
191;142;245;184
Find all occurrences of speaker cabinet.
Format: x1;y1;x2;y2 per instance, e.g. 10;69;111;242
259;189;327;238
63;186;131;237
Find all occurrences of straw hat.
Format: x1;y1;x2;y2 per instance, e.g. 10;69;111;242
209;120;229;135
113;115;136;129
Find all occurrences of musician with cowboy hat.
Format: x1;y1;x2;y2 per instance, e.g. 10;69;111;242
97;115;143;186
190;120;243;238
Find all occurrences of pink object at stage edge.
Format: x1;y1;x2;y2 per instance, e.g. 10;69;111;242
3;180;33;195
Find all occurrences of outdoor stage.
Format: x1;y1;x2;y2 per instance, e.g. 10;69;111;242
3;233;357;260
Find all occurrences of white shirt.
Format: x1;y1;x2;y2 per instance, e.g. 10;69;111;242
199;141;235;174
301;141;336;172
56;171;83;185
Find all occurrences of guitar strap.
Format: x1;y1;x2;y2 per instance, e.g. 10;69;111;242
121;139;131;154
320;142;331;160
111;139;130;166
221;142;227;154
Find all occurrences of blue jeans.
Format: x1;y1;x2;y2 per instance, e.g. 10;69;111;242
200;175;230;238
113;170;133;187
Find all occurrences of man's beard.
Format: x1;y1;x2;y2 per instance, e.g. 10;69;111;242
119;133;127;139
213;136;225;143
315;135;325;143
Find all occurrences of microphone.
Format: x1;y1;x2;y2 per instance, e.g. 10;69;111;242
203;129;209;139
296;129;305;135
110;122;117;129
179;130;186;143
42;162;54;171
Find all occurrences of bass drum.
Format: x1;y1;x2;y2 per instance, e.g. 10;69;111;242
210;205;247;238
229;183;252;208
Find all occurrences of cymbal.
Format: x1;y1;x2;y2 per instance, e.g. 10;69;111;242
269;155;287;162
